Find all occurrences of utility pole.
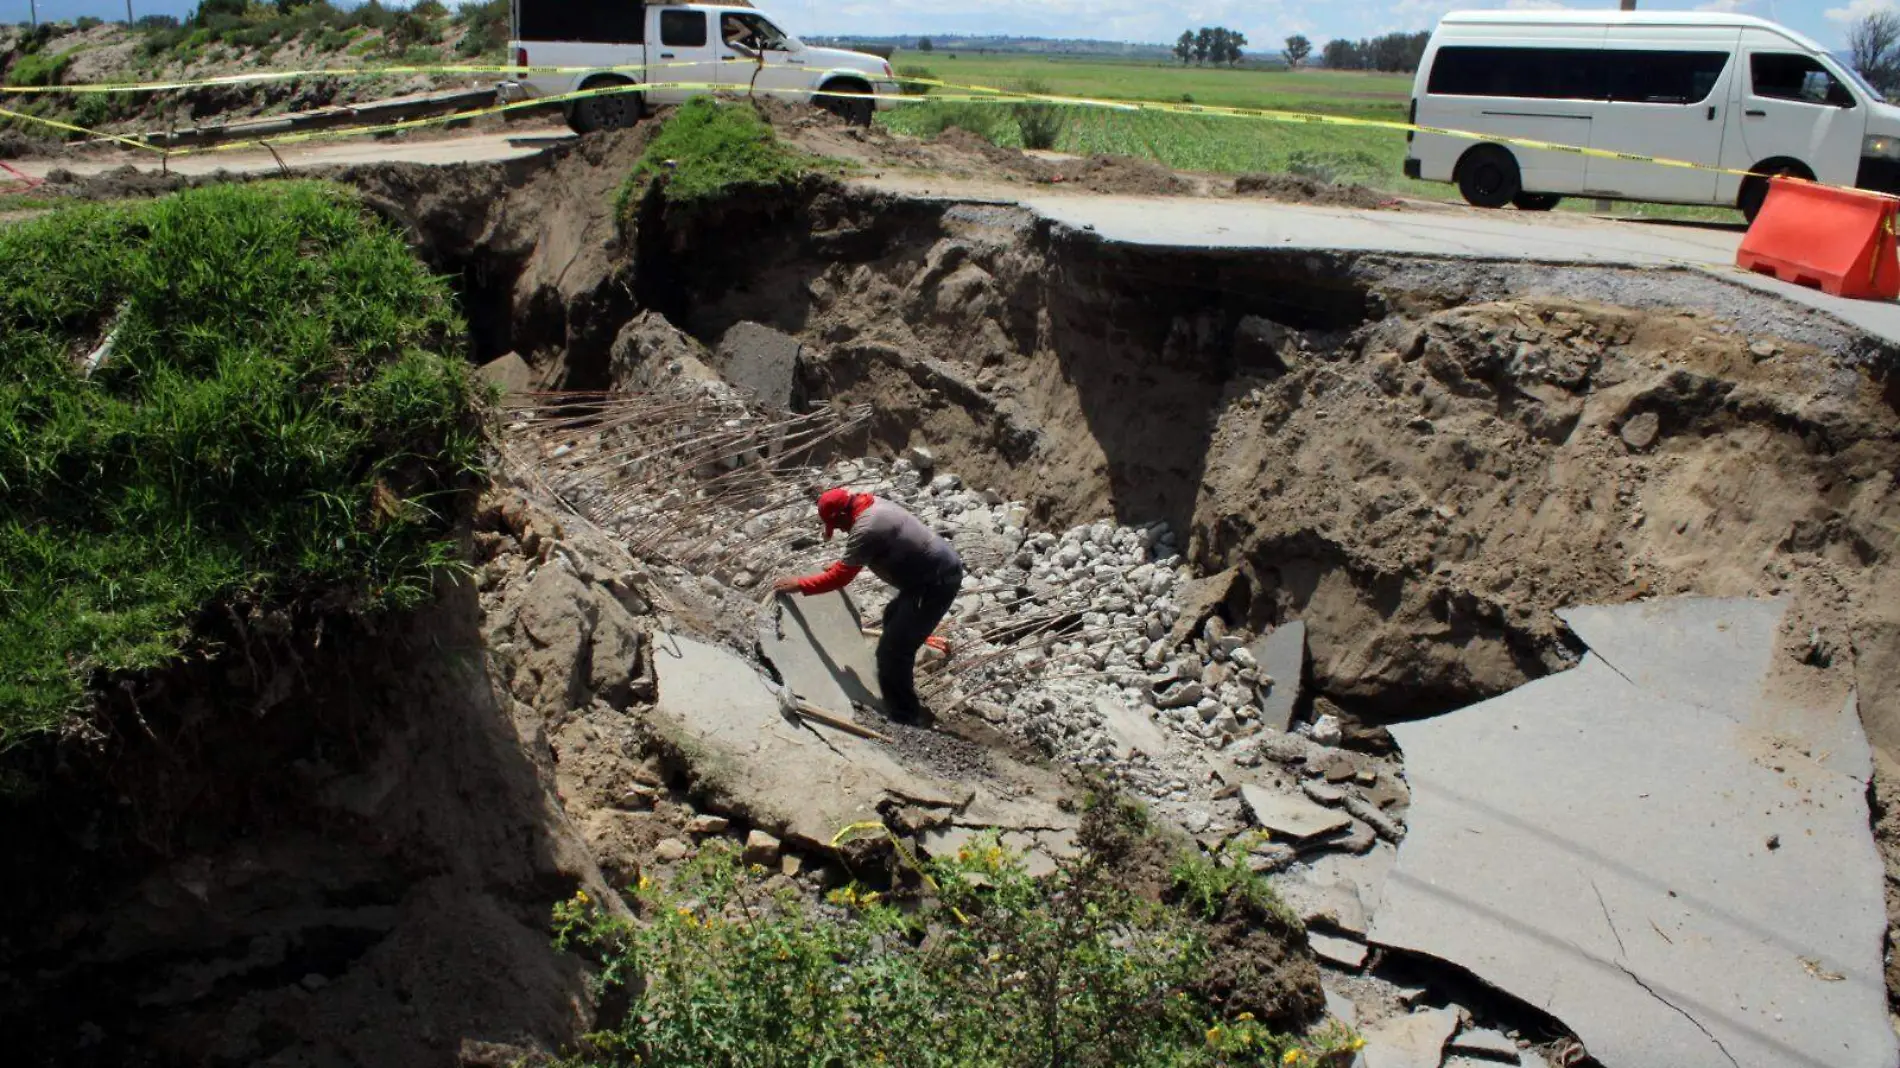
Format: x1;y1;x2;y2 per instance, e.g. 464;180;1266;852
27;0;37;28
127;0;135;26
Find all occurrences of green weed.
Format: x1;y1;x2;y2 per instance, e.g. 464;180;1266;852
0;182;485;749
1171;832;1302;928
554;836;1358;1067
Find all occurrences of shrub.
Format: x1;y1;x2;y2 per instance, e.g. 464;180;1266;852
1012;78;1065;151
553;836;1361;1067
895;64;936;95
190;0;247;27
452;0;509;59
412;0;449;17
74;16;103;31
0;183;485;748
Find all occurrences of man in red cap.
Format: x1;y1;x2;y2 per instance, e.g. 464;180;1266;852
775;487;964;724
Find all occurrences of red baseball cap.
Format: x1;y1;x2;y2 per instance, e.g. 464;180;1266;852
817;487;855;541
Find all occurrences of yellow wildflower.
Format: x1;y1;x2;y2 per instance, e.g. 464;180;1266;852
1206;1027;1223;1046
638;874;653;891
1283;1049;1305;1065
1237;1012;1254;1021
1349;1037;1367;1051
576;890;590;904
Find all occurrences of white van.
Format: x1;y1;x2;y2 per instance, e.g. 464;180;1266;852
498;1;899;133
1404;10;1900;219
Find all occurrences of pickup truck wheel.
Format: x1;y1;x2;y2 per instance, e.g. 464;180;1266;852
817;82;873;127
570;80;642;134
1512;192;1561;212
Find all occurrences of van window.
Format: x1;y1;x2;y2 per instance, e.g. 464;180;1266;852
1603;51;1729;104
1428;46;1600;100
660;10;708;48
1429;46;1731;104
1751;53;1856;107
518;0;644;44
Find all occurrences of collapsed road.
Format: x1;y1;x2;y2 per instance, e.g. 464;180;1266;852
5;112;1898;1068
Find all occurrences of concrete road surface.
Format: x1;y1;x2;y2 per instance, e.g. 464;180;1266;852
16;131;1900;347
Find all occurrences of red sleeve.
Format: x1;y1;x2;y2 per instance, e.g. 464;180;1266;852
793;562;862;595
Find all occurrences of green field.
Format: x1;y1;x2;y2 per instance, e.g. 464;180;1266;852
881;53;1441;198
894;53;1415;121
878;52;1744;222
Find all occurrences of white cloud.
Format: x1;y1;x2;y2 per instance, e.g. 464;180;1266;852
1827;0;1899;24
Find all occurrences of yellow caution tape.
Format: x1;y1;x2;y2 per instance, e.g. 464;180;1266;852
0;62;1885;197
831;818;969;924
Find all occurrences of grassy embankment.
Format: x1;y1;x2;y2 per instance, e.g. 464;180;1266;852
0;181;485;750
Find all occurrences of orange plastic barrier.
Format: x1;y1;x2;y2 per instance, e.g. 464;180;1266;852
1736;177;1900;301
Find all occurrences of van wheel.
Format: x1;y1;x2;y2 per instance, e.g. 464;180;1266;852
570;79;642;134
1513;192;1561;212
1457;146;1521;209
1738;160;1811;223
817;81;873;127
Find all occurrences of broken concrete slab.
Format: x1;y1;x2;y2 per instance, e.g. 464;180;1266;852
655;632;1078;870
1164;567;1241;650
1271;870;1369;936
1557;596;1780;719
1307;930;1368;970
1446;1027;1519;1061
1372;637;1895;1068
650;632;958;849
1241;784;1353;840
1249;620;1306;732
1308;842;1398;915
1361;1007;1457;1068
759;590;883;714
1096;695;1171;761
476;352;537;395
715;321;803;410
1321;983;1359;1027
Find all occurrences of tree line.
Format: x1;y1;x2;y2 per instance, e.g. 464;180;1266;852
1321;31;1430;73
1173;27;1248;67
1850;9;1900;99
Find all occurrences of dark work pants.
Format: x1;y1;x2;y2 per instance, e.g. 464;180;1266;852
877;568;962;721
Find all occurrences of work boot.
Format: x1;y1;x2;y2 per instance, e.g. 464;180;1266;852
884;699;932;727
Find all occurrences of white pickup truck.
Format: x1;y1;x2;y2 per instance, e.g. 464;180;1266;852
499;1;901;133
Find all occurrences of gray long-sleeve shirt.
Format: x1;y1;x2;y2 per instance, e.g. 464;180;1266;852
841;497;964;591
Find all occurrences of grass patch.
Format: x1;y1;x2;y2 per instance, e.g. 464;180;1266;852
617;98;833;215
0;182;486;748
6;49;78;88
554;833;1361;1067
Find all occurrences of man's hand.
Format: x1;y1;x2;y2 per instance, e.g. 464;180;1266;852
773;577;803;595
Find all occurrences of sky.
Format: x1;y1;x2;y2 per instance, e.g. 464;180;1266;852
0;0;1868;52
